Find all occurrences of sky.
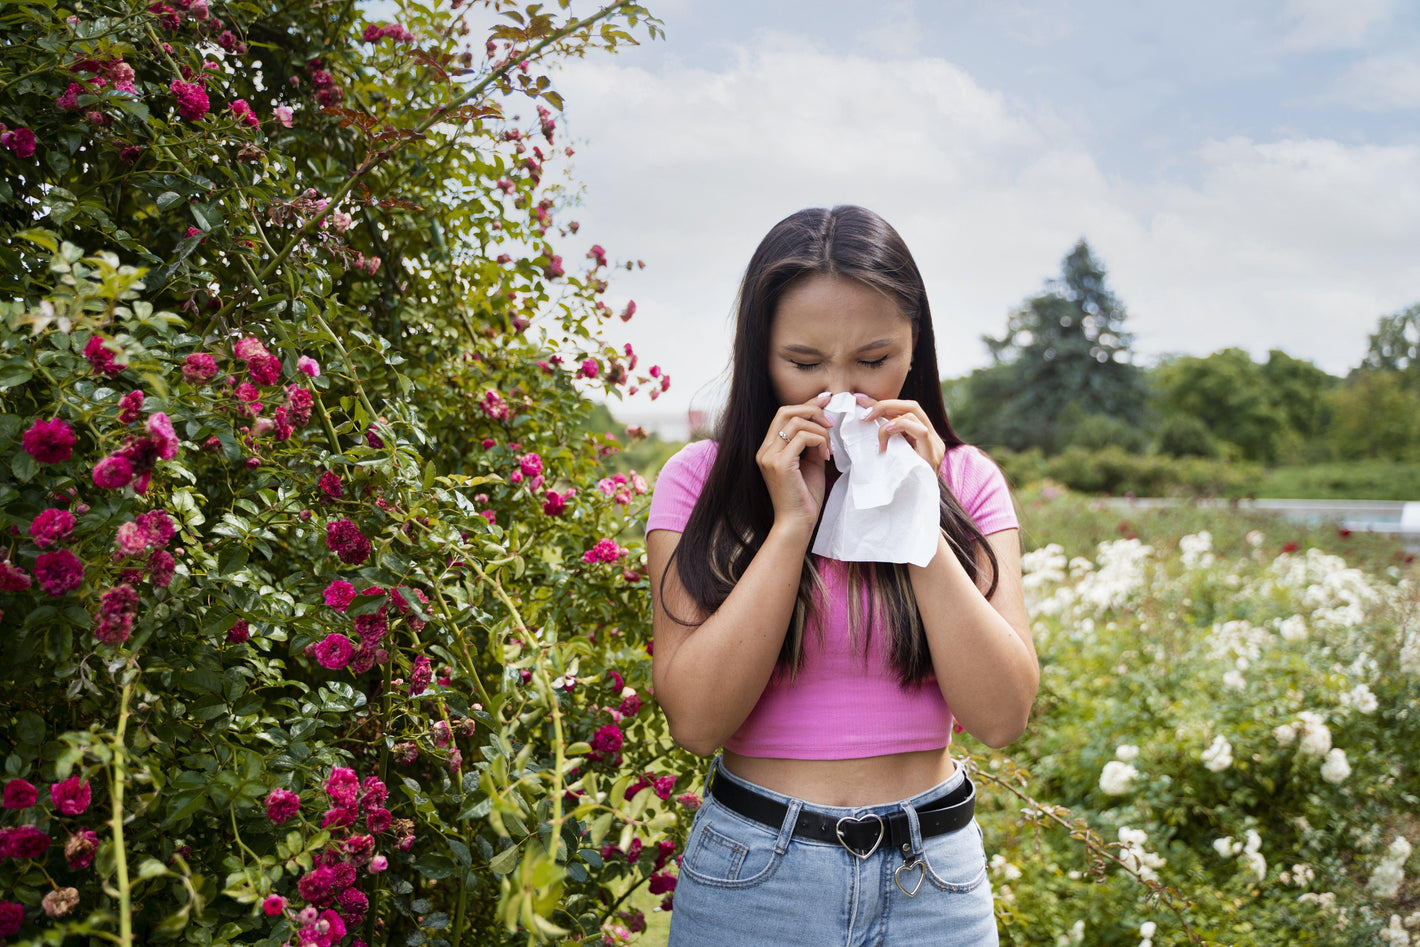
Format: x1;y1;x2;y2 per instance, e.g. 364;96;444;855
503;0;1420;435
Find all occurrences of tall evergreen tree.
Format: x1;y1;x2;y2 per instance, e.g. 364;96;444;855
969;239;1147;452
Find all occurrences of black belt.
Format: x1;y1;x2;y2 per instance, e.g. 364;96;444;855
706;764;975;860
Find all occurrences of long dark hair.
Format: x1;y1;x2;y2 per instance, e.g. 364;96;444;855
667;205;999;686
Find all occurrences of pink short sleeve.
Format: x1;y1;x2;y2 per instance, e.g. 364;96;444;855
941;444;1018;535
646;440;719;533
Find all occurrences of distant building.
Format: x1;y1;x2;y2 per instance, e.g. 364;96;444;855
610;396;721;443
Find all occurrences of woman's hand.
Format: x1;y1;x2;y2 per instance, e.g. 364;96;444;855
755;392;834;535
855;394;946;472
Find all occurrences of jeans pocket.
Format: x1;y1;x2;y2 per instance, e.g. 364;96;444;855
680;800;784;889
921;820;988;893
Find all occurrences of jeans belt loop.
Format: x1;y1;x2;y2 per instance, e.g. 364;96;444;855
899;798;926;862
704;756;721;799
774;798;802;856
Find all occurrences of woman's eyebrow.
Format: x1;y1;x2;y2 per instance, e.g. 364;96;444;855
778;339;896;356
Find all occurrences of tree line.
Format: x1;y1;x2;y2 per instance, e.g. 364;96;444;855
944;241;1420;465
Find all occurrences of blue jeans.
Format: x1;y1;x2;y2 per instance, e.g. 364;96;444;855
668;759;999;946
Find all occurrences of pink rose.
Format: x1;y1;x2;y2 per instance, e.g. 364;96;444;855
325;519;370;565
181;353;218;385
264;787;300;823
92;454;134;490
1;127;36;158
169;79;209;121
146;412;180;460
324;767;359;807
233;336;271;361
34;549;84;596
582;539;625;564
29;509;75;549
23;418;75;464
0;560;32;591
2;779;37;810
50;776;91;815
84;335;125;376
0;825;50;859
311;634;354;669
324;579;355;611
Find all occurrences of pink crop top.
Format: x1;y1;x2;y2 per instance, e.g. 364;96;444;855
646;439;1019;759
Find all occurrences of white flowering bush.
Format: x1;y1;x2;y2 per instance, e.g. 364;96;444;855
976;490;1420;945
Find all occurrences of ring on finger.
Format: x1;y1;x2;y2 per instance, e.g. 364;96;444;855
778;430;789;441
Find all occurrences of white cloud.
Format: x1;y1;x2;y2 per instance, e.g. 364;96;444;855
1280;0;1398;50
544;31;1420;429
1329;55;1420;110
1122;136;1420;369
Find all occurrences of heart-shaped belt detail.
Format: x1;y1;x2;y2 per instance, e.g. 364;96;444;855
834;813;885;860
894;859;924;897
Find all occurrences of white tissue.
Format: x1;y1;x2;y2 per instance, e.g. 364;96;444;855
810;392;941;567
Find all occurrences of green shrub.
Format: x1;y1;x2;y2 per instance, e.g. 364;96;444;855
0;3;686;945
1066;413;1149;454
1155;413;1221;458
1001;446;1260;498
1259;461;1420;501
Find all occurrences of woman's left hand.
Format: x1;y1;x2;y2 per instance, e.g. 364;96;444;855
855;394;946;472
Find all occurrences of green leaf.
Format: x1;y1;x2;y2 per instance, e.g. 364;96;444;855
217;545;250;577
9;450;39;484
413;851;455;879
487;845;520;874
137;858;170;880
13;711;44;747
181;668;223;694
0;361;33;388
13;228;58;252
456;796;490;821
156;191;183;210
117;97;150;121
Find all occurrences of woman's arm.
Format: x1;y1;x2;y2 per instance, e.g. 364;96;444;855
909;528;1037;748
649;396;834;757
648;522;813;756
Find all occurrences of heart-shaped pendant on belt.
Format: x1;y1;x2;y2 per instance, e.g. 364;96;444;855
894;859;924;897
834;813;885;860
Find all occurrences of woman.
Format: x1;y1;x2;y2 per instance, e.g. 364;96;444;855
646;205;1037;945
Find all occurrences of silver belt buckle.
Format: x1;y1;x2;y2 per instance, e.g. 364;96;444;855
834;813;885;860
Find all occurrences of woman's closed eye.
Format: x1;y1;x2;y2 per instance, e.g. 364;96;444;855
789;356;890;372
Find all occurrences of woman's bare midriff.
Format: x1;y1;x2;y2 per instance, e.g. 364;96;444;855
720;747;958;807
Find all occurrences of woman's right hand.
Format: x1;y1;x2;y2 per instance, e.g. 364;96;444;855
754;392;834;536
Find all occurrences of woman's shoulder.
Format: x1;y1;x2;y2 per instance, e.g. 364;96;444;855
646;439;719;533
654;439;719;487
941;442;1017;533
941;441;1000;480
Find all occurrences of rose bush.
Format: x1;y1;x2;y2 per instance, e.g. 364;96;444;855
1;1;693;944
975;491;1420;945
